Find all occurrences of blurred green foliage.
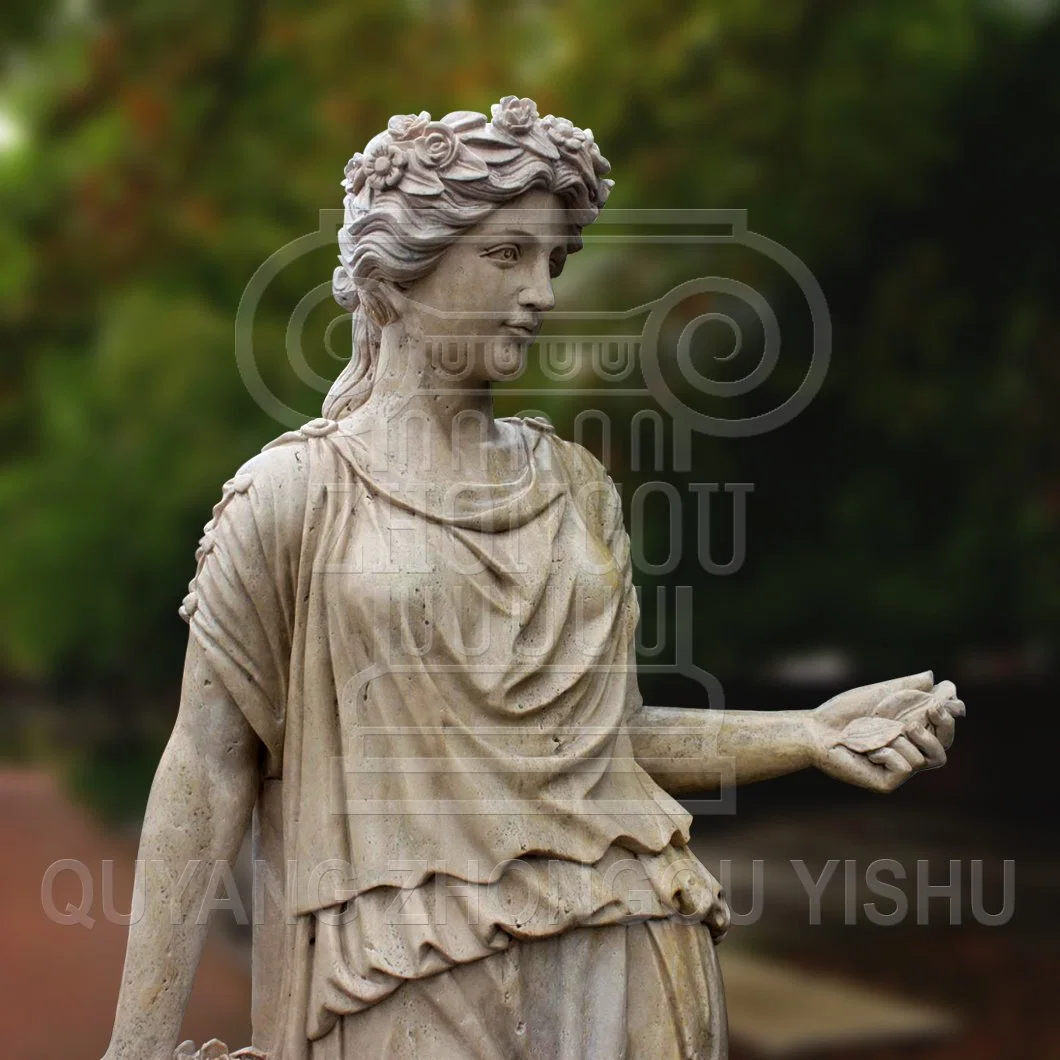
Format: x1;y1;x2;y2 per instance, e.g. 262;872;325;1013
1;0;1057;703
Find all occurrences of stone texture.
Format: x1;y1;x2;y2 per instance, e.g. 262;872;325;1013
97;97;963;1060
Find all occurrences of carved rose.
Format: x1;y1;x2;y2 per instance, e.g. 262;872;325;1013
490;95;539;134
543;115;589;153
387;111;431;141
362;142;407;190
415;121;459;169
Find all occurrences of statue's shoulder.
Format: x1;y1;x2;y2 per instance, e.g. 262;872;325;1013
207;418;344;543
257;415;341;461
508;416;623;537
511;413;557;438
239;416;345;488
513;416;612;489
181;419;340;623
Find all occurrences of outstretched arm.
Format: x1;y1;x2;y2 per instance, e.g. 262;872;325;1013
628;704;816;792
102;639;261;1060
629;671;963;795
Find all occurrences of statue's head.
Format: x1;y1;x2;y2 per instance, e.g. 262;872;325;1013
325;96;612;418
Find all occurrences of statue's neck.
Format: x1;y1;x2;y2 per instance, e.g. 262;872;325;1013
348;326;513;484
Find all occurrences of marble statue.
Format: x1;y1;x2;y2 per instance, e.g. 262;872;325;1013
101;97;964;1060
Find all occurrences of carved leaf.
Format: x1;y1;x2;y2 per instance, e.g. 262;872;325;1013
932;679;957;704
871;688;932;720
838;716;905;753
524;126;561;161
475;144;525;164
463;126;520;149
400;166;446;196
439;110;488;133
446;144;491;181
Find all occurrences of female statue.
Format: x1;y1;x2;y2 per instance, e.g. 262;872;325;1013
102;97;963;1060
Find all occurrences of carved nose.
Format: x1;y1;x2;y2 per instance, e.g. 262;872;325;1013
519;278;555;312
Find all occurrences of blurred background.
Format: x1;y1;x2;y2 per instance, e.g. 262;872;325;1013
0;1;1057;1057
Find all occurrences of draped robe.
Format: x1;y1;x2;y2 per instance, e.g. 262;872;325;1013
182;416;727;1058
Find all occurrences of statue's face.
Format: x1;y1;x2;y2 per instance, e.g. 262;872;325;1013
396;188;571;383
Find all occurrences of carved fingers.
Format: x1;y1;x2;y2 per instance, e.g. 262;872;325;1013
902;692;962;766
818;673;965;793
821;745;911;794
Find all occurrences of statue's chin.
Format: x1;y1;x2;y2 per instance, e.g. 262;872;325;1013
485;337;529;381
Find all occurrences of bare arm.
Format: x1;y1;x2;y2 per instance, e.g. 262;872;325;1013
628;705;815;793
629;672;963;796
103;638;261;1060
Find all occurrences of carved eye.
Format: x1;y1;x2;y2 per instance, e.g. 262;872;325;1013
484;244;521;264
549;251;567;278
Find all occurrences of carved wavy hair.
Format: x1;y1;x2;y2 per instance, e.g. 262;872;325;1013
323;96;613;420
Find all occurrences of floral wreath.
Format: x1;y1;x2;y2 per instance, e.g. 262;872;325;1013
341;96;613;208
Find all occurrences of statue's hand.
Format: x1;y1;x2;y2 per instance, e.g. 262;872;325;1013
809;672;964;793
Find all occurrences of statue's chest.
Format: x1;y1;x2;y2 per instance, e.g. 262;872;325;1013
322;491;621;662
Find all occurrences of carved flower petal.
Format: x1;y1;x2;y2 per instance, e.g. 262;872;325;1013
387;111;431;140
490;94;539;133
414;121;459;168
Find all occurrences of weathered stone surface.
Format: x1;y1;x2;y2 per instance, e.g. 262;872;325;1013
100;97;963;1060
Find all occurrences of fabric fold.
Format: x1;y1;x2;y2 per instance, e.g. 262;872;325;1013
181;415;729;1055
307;843;725;1040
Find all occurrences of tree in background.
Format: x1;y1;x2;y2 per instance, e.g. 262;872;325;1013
0;0;1057;710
